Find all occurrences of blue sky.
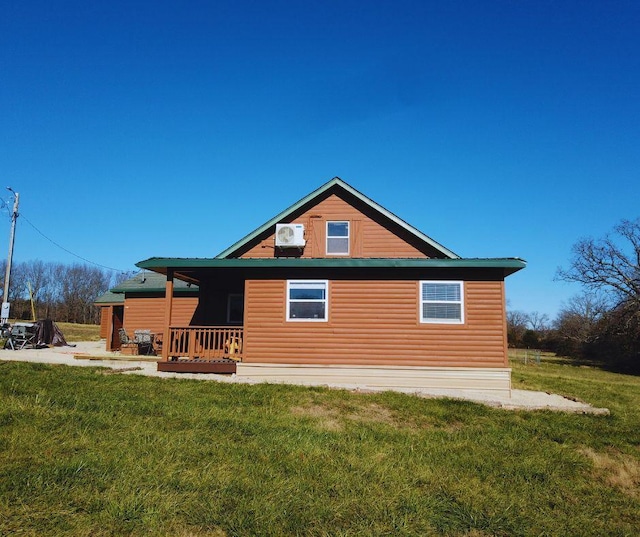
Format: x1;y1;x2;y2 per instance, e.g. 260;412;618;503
1;0;639;319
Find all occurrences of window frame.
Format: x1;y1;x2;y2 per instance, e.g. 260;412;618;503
326;220;350;256
286;280;329;322
419;280;464;324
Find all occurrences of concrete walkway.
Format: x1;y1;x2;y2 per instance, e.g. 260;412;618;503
0;341;609;414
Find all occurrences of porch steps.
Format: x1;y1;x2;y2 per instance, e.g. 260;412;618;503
157;359;237;374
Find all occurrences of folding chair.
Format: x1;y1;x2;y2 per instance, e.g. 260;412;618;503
134;329;154;355
119;328;132;344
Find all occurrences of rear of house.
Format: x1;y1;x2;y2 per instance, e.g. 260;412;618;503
133;177;524;394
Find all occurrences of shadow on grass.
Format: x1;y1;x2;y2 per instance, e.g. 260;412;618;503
509;348;640;376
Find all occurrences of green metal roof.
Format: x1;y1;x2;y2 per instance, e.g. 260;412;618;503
109;271;199;294
137;256;526;275
93;290;124;305
215;177;460;259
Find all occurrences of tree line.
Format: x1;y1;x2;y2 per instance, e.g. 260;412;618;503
0;260;132;324
508;217;640;373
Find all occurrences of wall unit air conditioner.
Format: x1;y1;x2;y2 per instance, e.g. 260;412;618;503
275;223;306;247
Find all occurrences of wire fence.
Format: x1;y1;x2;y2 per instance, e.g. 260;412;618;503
509;348;542;365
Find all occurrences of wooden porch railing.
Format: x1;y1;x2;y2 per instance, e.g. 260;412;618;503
165;326;243;361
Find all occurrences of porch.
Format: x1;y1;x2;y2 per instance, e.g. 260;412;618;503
157;326;243;374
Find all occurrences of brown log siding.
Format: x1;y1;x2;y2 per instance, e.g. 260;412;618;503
123;296;198;335
99;306;110;339
243;279;508;368
241;194;429;258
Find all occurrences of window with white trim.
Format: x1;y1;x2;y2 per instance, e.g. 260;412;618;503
420;281;464;323
287;280;328;321
326;221;349;255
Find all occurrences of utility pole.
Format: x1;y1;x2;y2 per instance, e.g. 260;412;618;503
2;188;19;323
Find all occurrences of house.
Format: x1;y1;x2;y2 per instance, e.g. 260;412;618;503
96;272;199;351
95;290;123;344
113;177;525;393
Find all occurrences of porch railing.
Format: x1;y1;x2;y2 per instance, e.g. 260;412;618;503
166;326;243;361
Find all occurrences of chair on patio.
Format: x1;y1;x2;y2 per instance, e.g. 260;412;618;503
119;327;131;344
118;328;154;355
134;329;154;355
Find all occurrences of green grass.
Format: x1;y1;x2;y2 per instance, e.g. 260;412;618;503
0;354;638;536
55;322;101;342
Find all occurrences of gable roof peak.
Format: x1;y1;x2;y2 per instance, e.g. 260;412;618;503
216;176;459;259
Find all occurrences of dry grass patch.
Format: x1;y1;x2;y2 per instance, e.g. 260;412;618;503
580;447;640;497
291;401;400;432
290;403;344;431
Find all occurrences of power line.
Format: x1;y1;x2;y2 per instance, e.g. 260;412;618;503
20;212;131;273
0;197;13;218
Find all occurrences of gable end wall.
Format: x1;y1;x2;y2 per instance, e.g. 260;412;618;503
240;193;433;259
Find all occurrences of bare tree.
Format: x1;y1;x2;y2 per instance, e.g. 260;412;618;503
41;262;65;319
563;292;608;324
21;259;48;317
553;219;640;369
556;218;640;307
0;259;129;323
6;261;27;303
60;264;112;323
507;309;529;347
2;261;29;318
554;292;607;344
527;311;550;332
112;270;136;288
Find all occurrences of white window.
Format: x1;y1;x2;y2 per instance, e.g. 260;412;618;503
287;280;328;321
420;281;464;324
326;221;349;255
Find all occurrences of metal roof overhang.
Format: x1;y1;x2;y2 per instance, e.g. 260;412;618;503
136;257;526;285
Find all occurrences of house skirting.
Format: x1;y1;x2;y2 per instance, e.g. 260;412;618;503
236;363;512;396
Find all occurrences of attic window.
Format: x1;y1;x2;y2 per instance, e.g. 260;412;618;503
326;221;349;255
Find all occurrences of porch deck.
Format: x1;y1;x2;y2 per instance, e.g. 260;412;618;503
158;326;243;374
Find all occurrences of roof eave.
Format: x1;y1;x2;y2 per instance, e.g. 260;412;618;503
136;256;526;276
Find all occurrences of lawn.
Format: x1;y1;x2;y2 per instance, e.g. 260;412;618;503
55;322;102;342
0;352;638;536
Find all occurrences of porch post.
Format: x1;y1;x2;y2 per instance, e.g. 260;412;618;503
106;305;114;352
162;268;174;362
